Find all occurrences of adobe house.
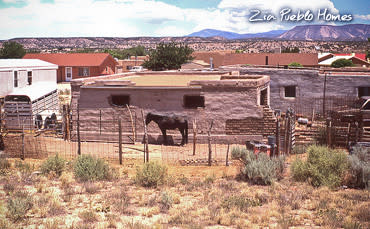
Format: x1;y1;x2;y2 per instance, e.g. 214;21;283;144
116;56;148;73
70;71;275;144
23;53;118;82
221;66;370;117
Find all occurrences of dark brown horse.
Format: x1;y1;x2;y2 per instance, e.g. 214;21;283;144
145;113;188;145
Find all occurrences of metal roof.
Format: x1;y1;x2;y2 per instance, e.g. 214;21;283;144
0;59;58;71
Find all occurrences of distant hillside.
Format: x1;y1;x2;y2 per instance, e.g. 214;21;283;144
278;24;370;41
187;29;287;39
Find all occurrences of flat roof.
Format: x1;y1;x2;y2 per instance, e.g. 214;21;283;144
9;82;57;101
0;59;58;71
116;74;222;86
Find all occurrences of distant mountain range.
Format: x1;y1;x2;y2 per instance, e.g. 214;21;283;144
188;24;370;41
187;29;287;39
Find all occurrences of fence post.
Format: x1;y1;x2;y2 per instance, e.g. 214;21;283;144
21;120;25;160
193;119;197;156
77;103;81;155
346;122;351;147
207;120;213;166
126;104;136;143
323;73;327;118
141;110;149;163
225;143;230;166
118;118;122;165
275;117;280;156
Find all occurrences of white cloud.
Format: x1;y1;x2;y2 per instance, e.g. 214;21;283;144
355;14;370;20
0;0;351;39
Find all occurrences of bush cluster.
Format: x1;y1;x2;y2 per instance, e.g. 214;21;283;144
232;147;285;185
7;191;33;222
221;195;261;212
135;162;167;187
40;154;66;177
346;146;370;189
291;145;348;188
0;157;11;175
73;155;112;182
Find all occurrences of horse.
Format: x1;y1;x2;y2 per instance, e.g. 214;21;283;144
44;113;57;129
145;112;188;145
35;114;43;129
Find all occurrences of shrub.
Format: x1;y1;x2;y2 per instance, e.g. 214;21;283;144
135;162;167;187
221;195;261;212
346;146;370;189
0;157;10;175
6;191;33;222
288;62;303;67
40;154;66;177
233;147;285;185
73;155;112;182
79;210;98;223
160;191;173;212
291;145;348;188
292;145;306;154
331;58;354;68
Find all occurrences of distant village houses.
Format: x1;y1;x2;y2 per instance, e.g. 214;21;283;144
23;53;118;82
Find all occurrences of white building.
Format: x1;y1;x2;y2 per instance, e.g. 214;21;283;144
0;59;59;129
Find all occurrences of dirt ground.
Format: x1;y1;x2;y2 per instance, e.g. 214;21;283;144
0;153;369;229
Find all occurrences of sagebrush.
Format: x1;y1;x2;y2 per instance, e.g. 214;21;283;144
135;162;167;187
40;154;66;177
291;145;348;188
6;191;33;222
232;147;285;185
346;146;370;189
73;155;113;182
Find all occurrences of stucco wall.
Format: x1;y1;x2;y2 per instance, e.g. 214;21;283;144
77;86;264;135
228;67;370;116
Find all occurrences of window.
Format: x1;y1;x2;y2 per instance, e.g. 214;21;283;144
27;71;32;85
184;95;205;108
260;88;268;105
358;87;370;98
284;86;296;98
78;67;89;76
126;65;133;70
13;71;18;87
109;95;130;107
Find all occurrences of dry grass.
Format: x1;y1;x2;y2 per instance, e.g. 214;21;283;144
0;156;368;229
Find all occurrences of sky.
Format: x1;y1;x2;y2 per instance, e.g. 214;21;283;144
0;0;369;39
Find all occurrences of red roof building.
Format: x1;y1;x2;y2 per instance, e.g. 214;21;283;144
23;53;118;82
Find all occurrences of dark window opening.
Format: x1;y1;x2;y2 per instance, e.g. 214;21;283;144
284;86;296;98
260;88;268;105
358;87;370;98
126;66;133;70
78;67;89;76
13;71;18;87
265;56;269;65
184;95;205;108
27;71;32;85
110;95;130;107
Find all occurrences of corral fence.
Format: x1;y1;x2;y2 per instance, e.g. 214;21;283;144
0;105;238;165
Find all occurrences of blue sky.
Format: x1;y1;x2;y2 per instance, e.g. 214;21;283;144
0;0;368;39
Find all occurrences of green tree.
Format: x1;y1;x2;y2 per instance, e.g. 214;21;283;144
288;62;303;67
142;42;193;71
331;58;354;68
0;41;26;58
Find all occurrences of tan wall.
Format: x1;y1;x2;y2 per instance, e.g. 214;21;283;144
76;86;264;135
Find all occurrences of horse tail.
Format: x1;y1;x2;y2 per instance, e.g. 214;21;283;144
185;120;188;144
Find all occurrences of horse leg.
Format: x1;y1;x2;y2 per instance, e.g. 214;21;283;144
180;128;185;146
161;128;167;145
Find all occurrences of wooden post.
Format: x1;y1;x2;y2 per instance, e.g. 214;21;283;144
312;108;315;122
118;118;123;165
126;104;136;143
62;105;66;140
99;109;102;135
284;115;289;155
323;73;327;118
355;122;359;143
207;120;213;166
77;103;81;155
141;110;149;163
275;117;280;156
346;122;351;147
21;120;25;160
192;119;197;156
225;143;230;166
328;120;332;148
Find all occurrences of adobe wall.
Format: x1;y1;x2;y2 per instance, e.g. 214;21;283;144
225;67;370;116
